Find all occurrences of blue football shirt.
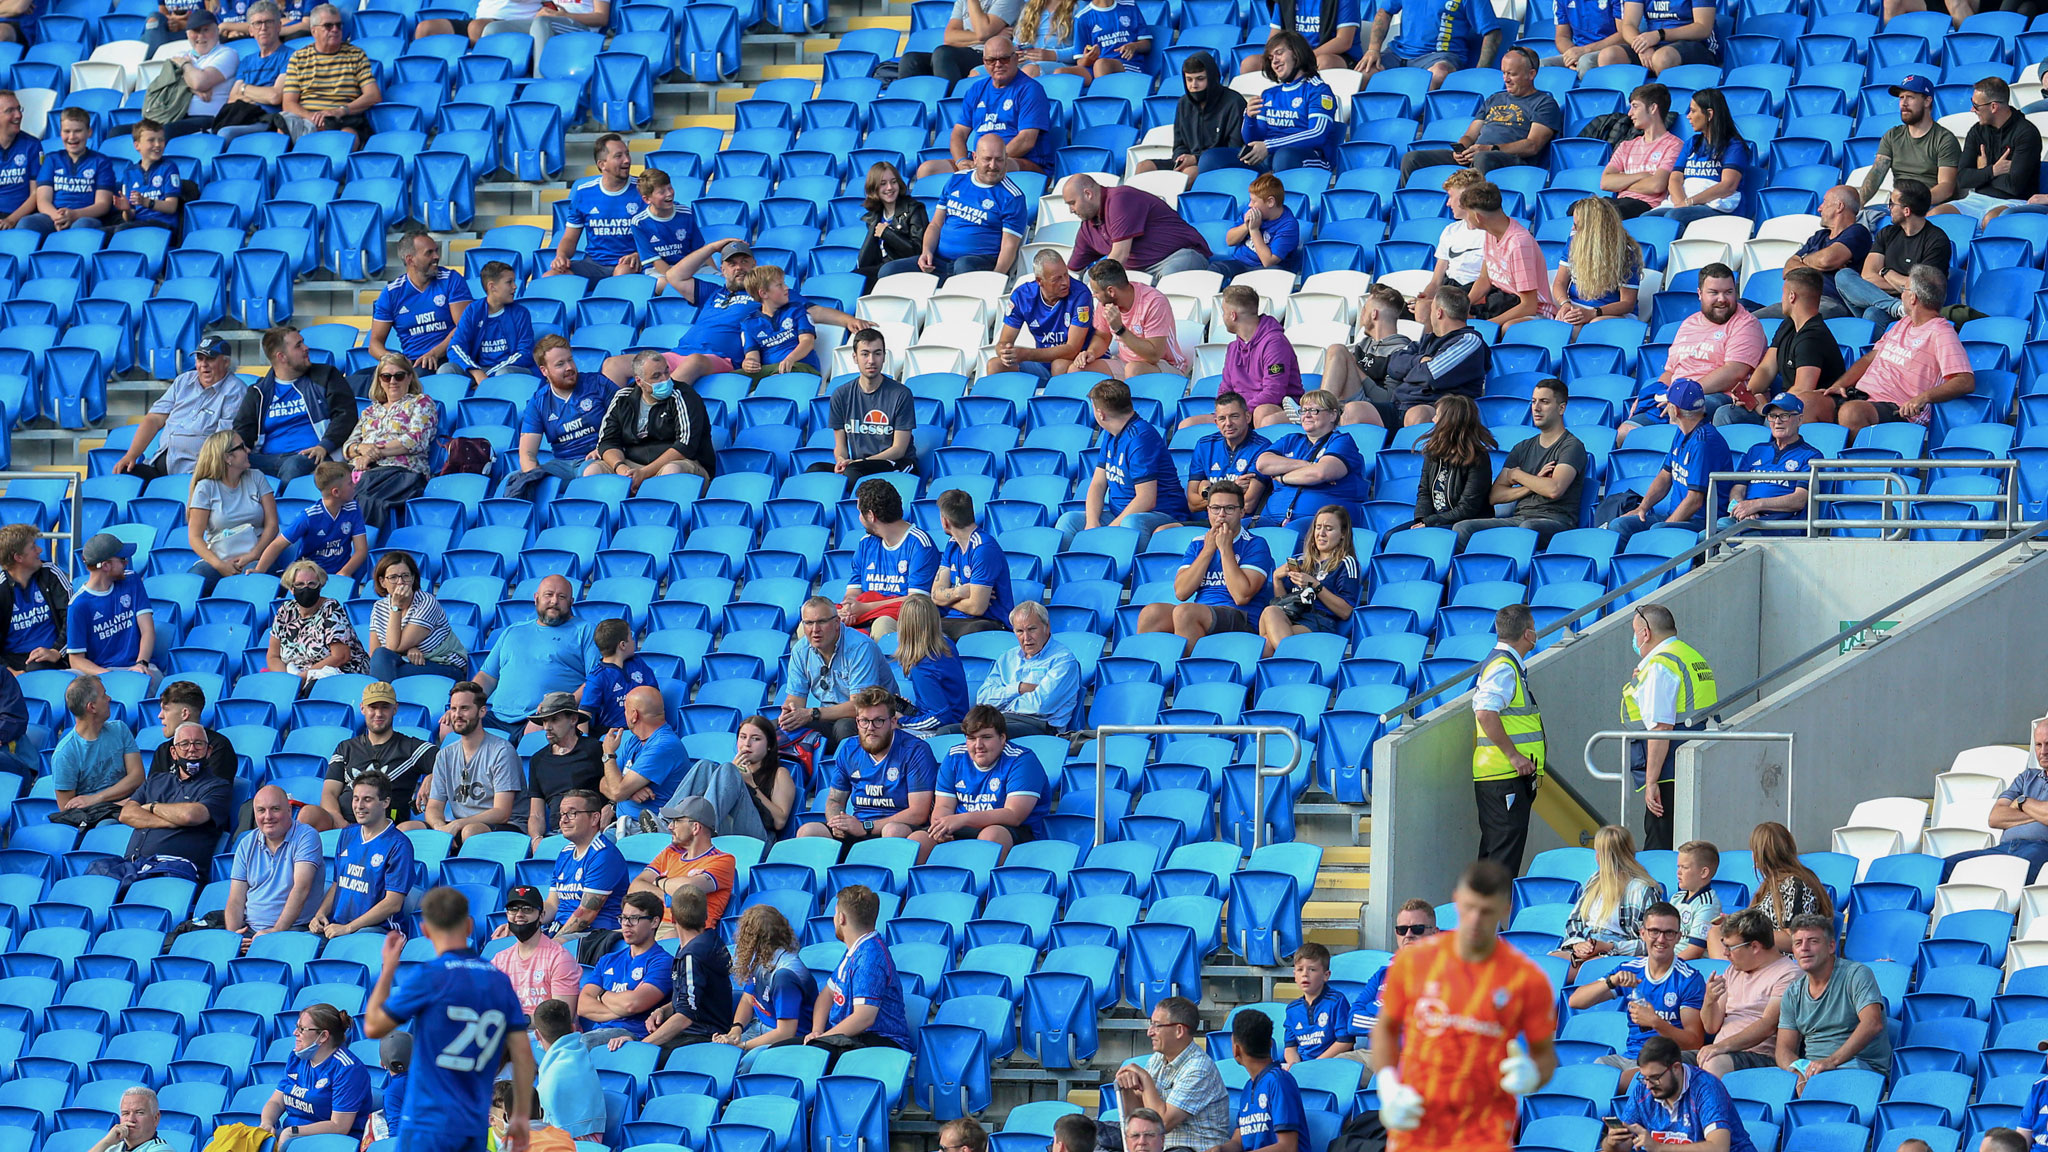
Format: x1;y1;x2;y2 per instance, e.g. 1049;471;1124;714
284;500;366;573
65;574;150;669
1237;1063;1308;1151
740;300;820;371
830;734;939;822
581;942;675;1038
1190;430;1273;489
957;72;1057;172
518;371;613;462
850;526;941;600
937;743;1052;840
632;204;705;266
938;531;1014;623
276;1046;371;1131
1097;417;1181;512
674;284;762;361
549;836;629;931
9;577;54;654
1003;277;1094;349
372;268;474;360
38;147;114;210
936;173;1029;262
0;133;41;214
331;821;414;928
825;931;911;1047
381;949;529;1145
1284;987;1355;1060
565;175;647;267
1179;530;1276;613
119;156;181;228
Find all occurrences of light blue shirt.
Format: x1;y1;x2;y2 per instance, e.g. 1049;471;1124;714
51;718;139;797
781;628;897;709
974;639;1082;729
479;616;600;722
536;1033;606;1139
230;820;324;930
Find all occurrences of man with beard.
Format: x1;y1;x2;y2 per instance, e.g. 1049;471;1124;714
1857;75;1960;231
632;794;737;934
1618;264;1763;440
425;680;523;844
1836;179;1953;325
308;771;413;938
500;334;617;502
305;681;437;831
492;885;583;1019
475;575;598;739
1600;1036;1756;1152
234;325;358;485
365;228;469;384
537;788;627;963
801;686;936;846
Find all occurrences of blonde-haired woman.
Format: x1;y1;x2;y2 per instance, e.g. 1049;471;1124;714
1550;196;1643;335
893;593;969;736
1554;824;1662;979
1016;0;1079;72
267;559;367;685
186;428;278;596
343;353;439;531
714;903;816;1070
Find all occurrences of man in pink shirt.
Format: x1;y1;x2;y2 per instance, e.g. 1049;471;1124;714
492;883;585;1019
1822;264;1974;437
1078;257;1190;378
1182;284;1300;429
1602;83;1682;217
1462;181;1555;328
1620;263;1765;443
1697;909;1800;1076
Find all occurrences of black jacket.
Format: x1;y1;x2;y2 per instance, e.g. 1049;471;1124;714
859;199;929;272
148;724;238;782
1388;324;1490;410
1413;456;1495;528
596;383;716;478
0;565;69;670
233;364;359;459
1172;53;1248;161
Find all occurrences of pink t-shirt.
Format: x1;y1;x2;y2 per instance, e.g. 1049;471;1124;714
1716;955;1800;1054
1095;282;1189;372
1608;132;1684;206
1862;316;1970;424
492;935;585;1018
1667;306;1767;384
1484;223;1556;317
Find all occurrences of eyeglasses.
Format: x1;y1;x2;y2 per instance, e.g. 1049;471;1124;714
1974;100;2002;110
312;20;340;28
1303;406;1338;416
293;1024;322;1036
559;807;597;818
1393;923;1432;936
1209;504;1242;513
620;914;655;925
855;716;893;729
984;53;1015;62
1643;926;1681;939
228;443;248;453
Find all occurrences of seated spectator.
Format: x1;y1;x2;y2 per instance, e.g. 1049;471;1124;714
1410;394;1497;531
807;884;912;1064
807;328;916;487
547;135;643;287
427;681;524;843
664;240;761;378
267;560;367;684
1555;825;1660;979
476;576;598;738
1399;49;1560;179
531;1000;605;1143
1411;170;1487;330
110;120;182;236
1065;173;1210;281
1940;718;2048;882
1185;393;1274;523
739;266;820;381
1673;840;1722;961
892;596;969;737
1455;379;1586;548
1209;175;1303;283
1728;272;1847;430
1553;197;1643;334
857;162;930;290
1209;285;1301;429
1116;997;1232;1150
1651;89;1747;225
592;350;716;489
916;706;1051;861
1836;179;1951;325
1239;32;1339;172
0;668;36;784
617;886;734;1058
1978;1136;2024;1152
1014;0;1079;74
1064;0;1151;80
1135;480;1273;655
1390;289;1492;428
955;601;1081;737
897;0;1023;84
778;596;897;747
1283;942;1353;1064
1344;900;1439;1071
1055;377;1183;550
945;1119;991;1152
1257;390;1367;527
92;723;233;886
0;91;38;231
672;714;787;843
540;787;626;959
633;795;739;933
256;462;366;580
1619;265;1763;436
447;263;536;384
1720;399;1820;528
206;2;295;139
1248;0;1360;73
1755;188;1870;322
917;35;1054;178
842;479;940;637
1463;182;1555;327
147;680;232;782
306;681;435;831
227;784;325;939
1217;1009;1305;1152
22;107;112;235
1356;0;1498;88
307;770;412;938
84;1085;170;1152
0;523;65;673
1857;76;1960;231
1609;0;1720;74
262;1003;370;1148
1777;913;1892;1083
493;886;583;1018
601;686;685;822
523;695;605;844
53;674;144;815
1080;258;1191;379
1604;379;1731;541
1544;0;1623;74
362;553;467;685
1259;505;1359;657
158;11;238;138
185;428;278;597
1603;83;1681;218
367;230;470;380
1817;266;1973;438
501;335;614;501
1568;902;1706;1077
577;891;673;1042
236;325;359;486
717;904;816;1057
585;619;656;737
881;135;1027;279
1696;909;1799;1076
932;489;1016;640
1321;286;1412;428
990;251;1095;379
67;534;158;686
1743;822;1835;952
802;687;935;844
1600;1037;1754;1152
1134;53;1246;183
628;168;704;297
343;355;438;530
115;334;243;481
278;5;381;143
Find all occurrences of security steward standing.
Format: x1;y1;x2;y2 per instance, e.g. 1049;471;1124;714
1473;604;1544;874
1622;602;1717;851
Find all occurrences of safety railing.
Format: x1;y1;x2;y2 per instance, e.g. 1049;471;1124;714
1583;729;1797;831
1083;724;1302;852
1704;459;2020;544
0;473;81;579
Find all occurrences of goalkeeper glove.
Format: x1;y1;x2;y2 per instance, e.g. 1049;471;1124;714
1377;1068;1425;1131
1499;1039;1541;1096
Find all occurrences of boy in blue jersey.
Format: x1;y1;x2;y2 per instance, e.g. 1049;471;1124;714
547;134;646;287
739;264;820;379
1070;0;1151;79
369;229;472;376
1358;0;1500;87
366;887;534;1152
801;686;937;845
630;168;704;295
1221;1009;1307;1152
1186;392;1273;522
916;35;1057;177
502;335;617;501
989;250;1095;379
932;489;1015;640
0;92;40;229
24;107;114;234
112;119;182;234
585;618;658;736
1210;174;1302;279
257;460;368;579
65;534;157;683
1136;479;1274;655
1612;0;1718;74
1567;902;1705;1075
309;771;414;937
1284;943;1355;1065
807;884;912;1067
447;261;537;384
881;135;1029;279
577;890;674;1040
914;705;1050;862
1054;378;1183;551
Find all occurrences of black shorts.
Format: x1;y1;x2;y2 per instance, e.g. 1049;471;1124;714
1658;38;1718;66
1869;401;1913;424
1207;604;1253;633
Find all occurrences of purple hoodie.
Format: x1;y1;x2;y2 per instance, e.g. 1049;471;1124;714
1223;313;1303;409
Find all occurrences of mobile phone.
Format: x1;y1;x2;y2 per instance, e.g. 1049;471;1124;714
1602;1117;1626;1131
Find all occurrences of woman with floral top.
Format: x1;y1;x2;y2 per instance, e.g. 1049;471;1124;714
266;559;367;685
1744;821;1833;953
344;353;439;530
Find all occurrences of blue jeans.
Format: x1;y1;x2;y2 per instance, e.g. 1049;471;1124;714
1832;268;1904;324
1713;403;1766;427
1208;256;1256;279
1647;204;1726;226
369;647;464;682
250;450;319;484
876;253;996;279
189;559;229;597
1941;839;2048;883
1606;510;1704;546
1053;509;1178;553
499;457;584;501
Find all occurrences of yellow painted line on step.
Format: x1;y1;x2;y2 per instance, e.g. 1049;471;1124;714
715;88;756;104
843;15;909;28
541;187;571;203
1324;846;1372;864
1064;1091;1099;1113
1305;900;1363;919
760;63;823;79
482;215;555;229
673;113;735;130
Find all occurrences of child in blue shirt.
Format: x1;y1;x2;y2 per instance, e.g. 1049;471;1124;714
447;260;537;383
739;264;820;379
585;618;659;736
27;107;115;234
113;119;182;233
258;460;368;579
1283;941;1355;1064
1070;0;1151;80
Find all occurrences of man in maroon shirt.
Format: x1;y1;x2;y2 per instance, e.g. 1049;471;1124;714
1062;175;1212;280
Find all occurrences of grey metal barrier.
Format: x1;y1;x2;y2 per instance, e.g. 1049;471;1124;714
1582;729;1797;832
1083;723;1303;852
0;473;81;579
1704;459;2020;542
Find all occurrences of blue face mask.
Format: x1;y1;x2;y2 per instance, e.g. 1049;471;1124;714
1631;633;1642;656
651;379;674;401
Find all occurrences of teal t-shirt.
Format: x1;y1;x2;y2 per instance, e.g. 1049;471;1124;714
52;719;138;796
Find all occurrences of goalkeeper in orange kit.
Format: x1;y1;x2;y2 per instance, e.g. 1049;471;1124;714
1369;859;1558;1152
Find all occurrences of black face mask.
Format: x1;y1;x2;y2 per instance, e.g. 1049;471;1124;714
293;588;321;608
177;758;207;777
508;918;543;942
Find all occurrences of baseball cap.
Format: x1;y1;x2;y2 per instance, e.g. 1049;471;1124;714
1661;377;1706;413
380;1031;413;1074
361;681;397;708
721;240;753;260
659;795;718;830
195;335;232;360
80;533;134;568
526;690;589;724
1763;394;1805;417
1889;75;1934;97
185;7;216;28
506;884;545;910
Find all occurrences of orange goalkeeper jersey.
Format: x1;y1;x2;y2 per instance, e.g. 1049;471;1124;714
1380;933;1556;1152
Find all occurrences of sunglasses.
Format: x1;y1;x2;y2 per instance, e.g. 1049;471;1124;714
378;371;410;381
1394;923;1432;936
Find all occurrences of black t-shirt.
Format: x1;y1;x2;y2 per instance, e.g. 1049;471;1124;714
1504;429;1589;523
127;767;233;878
147;724;237;781
1769;315;1847;396
325;731;438;822
1874;221;1952;278
527;739;605;834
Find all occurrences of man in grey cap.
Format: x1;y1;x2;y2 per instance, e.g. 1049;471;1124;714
631;794;739;933
112;335;242;481
66;534;158;687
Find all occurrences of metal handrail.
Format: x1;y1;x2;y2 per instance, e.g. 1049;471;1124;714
0;473;81;579
1085;724;1303;852
1583;729;1797;831
1705;459;2020;542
